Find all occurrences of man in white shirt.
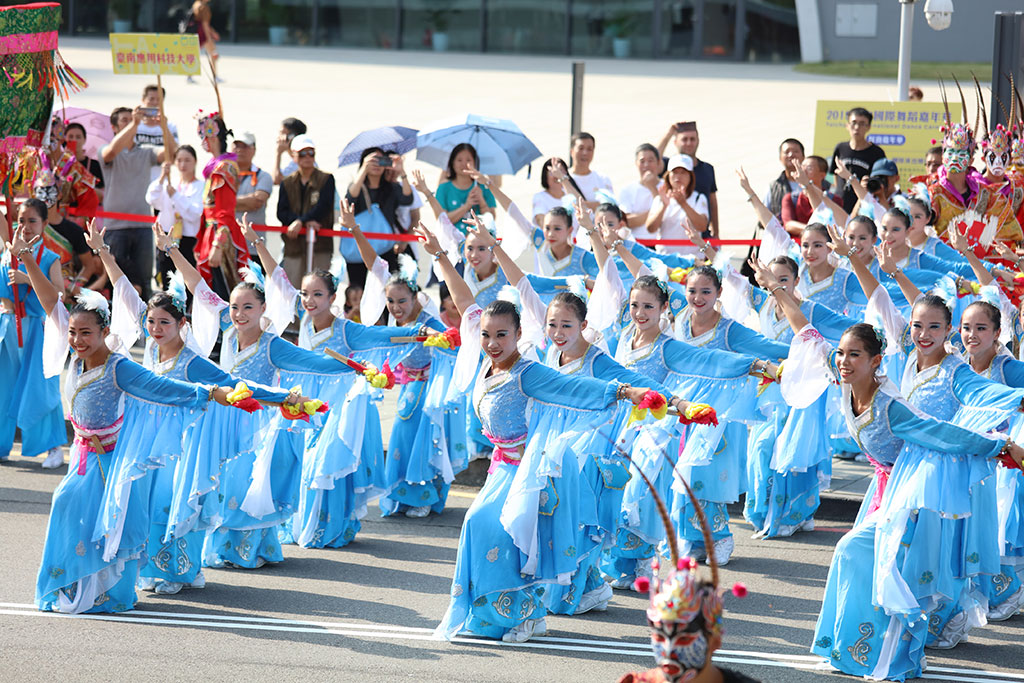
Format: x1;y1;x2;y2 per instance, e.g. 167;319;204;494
568;131;613;204
618;142;663;229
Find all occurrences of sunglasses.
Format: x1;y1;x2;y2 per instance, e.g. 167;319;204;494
297;149;315;158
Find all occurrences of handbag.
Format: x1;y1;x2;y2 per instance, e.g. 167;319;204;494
339;186;397;264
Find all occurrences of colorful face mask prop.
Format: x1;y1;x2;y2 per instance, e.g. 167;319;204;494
943;147;971;175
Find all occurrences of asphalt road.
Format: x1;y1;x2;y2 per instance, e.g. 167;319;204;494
2;451;1021;683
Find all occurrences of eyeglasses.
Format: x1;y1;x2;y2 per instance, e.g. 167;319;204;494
298;149;315;158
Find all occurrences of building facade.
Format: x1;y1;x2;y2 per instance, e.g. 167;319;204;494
62;1;1012;64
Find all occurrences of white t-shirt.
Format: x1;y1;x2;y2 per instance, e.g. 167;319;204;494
570;169;614;202
135;121;180;183
649;191;709;256
145;177;205;238
618;181;658;215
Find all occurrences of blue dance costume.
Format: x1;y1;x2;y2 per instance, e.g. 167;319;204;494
0;244;66;459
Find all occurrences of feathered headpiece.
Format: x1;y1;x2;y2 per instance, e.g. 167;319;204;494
395;252;420;293
909;181;932;205
239;261;266;293
496;284;522;312
167;270;188;314
565;275;588;302
75;287;110;327
609;439;745;683
937;77;975;155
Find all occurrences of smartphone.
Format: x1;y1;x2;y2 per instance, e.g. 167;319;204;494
377;157;393;167
141;107;159;117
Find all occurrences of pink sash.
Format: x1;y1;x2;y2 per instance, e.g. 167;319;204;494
483;431;527;474
69;417;121;476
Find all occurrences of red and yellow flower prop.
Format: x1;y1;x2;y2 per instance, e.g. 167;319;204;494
225;381;263;413
677;402;718;426
627;391;669;426
390;327;461;349
279;385;328;421
324;348;397;390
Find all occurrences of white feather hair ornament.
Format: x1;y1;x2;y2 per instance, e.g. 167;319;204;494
240;262;266;292
396;252;420;292
565;275;588;301
167;271;188;314
497;284;522;312
75;288;111;326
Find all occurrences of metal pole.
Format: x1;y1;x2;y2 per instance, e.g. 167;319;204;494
570;62;584;137
306;225;315;274
896;0;916;102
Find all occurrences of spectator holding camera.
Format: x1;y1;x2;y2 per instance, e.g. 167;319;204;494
828;107;886;213
101;105;175;299
345;147;415;286
277;135;336;287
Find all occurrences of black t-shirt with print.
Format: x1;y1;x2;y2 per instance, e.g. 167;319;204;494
829;141;886;213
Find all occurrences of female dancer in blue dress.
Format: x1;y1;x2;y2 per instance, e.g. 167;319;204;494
594;237;775;579
8;226;241;614
156;228;360;569
718;248;859;539
343;201;453;518
90;223;298;592
0;200;67;468
752;258;1024;681
422;223;659;644
478;168;598;280
242;215;423;541
818;229;1024;649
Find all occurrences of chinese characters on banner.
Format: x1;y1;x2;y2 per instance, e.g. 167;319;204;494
109;33;201;76
813;100;964;179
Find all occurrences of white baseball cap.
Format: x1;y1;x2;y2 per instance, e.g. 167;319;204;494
665;153;694;173
290;134;316;152
235;131;256;147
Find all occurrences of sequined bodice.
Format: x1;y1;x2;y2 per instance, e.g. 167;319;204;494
614;328;670;383
473;357;531;440
224;331;277;386
544;343;598;377
145;340;197;381
901;353;960;421
845;388;904;466
65;355;125;429
468;267;506;308
798;267;850;316
678;313;729;350
759;304;794;344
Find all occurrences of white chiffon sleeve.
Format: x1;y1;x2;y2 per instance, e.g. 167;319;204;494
109;277;147;353
191;279;228;358
358;256;390;327
43;297;70;378
431;214;466;280
758;215;794;263
781;324;834;409
453;303;483;393
498;199;535;260
864;285;907;356
514;277;547;351
265;266;299;335
586;257;626;335
719;260;755;328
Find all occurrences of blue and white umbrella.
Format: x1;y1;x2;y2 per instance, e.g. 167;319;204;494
416;114;542;176
337;125;419;167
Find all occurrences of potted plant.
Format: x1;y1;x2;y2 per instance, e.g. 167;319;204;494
607;12;636;59
264;2;289;45
427;2;457;51
110;0;134;33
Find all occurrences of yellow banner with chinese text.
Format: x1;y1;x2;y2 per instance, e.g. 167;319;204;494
813;101;963;179
110;33;201;76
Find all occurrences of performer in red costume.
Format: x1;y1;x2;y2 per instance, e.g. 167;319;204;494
193;110;246;299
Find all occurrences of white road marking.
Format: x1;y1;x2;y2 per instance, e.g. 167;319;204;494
1;602;1021;682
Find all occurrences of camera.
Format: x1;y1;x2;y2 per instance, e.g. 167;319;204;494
141;107;159;117
377;157;393;167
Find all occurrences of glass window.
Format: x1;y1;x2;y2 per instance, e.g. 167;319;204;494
400;0;482;52
485;0;568;55
745;0;799;62
570;1;653;59
237;0;314;44
317;1;398;47
659;0;698;58
700;0;736;58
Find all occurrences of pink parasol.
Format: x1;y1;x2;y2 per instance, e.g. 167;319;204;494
54;107;113;160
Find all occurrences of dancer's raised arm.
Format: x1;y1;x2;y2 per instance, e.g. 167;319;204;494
5;228;60;316
153;222;203;293
414;223;475;316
